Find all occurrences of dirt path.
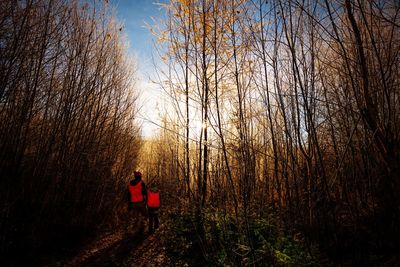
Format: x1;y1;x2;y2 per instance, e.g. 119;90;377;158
60;225;172;267
120;226;171;267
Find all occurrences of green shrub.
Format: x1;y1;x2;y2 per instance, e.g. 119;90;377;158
165;210;319;266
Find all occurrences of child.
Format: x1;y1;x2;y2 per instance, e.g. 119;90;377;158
147;183;161;233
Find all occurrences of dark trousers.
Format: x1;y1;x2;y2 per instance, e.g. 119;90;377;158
126;203;147;234
148;208;159;231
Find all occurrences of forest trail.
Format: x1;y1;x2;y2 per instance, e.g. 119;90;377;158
60;224;172;267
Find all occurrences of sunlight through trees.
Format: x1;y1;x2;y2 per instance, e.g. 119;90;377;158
147;0;400;264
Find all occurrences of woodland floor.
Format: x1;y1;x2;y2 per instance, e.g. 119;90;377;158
55;223;173;267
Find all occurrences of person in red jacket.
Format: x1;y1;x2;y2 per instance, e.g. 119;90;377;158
127;171;147;231
147;183;161;233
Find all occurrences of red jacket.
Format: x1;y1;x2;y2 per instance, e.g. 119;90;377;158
128;180;144;203
147;189;160;208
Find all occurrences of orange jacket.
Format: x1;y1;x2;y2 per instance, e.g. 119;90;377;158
147;190;160;208
128;181;144;203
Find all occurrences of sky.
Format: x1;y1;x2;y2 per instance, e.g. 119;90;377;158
109;0;168;138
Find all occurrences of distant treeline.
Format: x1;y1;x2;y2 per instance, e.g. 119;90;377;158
0;0;140;263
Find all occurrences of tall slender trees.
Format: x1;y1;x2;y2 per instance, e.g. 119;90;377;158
0;0;140;261
154;0;399;261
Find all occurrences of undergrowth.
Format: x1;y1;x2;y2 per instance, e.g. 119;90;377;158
165;209;323;266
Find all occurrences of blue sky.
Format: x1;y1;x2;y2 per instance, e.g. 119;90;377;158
110;0;166;64
110;0;168;137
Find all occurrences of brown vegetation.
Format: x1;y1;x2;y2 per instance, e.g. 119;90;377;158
0;0;140;264
149;0;400;264
0;0;399;265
